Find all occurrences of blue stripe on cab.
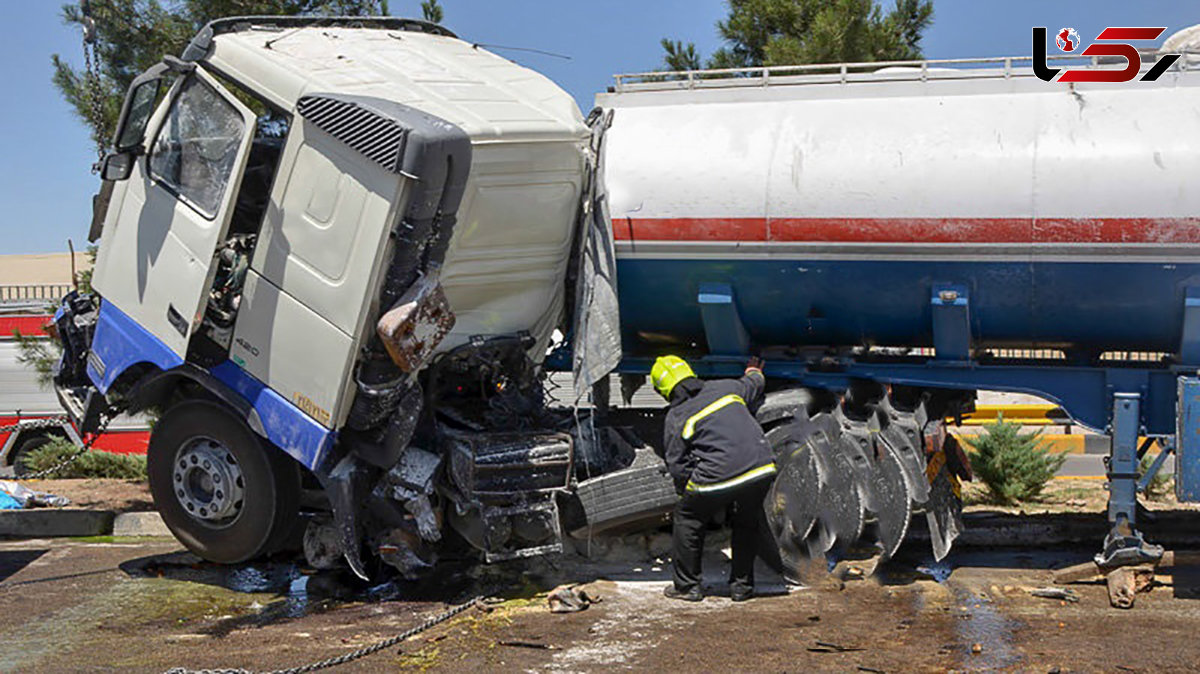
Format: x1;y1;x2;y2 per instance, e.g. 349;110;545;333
88;302;183;393
210;361;335;471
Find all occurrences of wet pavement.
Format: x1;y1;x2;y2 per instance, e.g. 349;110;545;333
1;536;1200;672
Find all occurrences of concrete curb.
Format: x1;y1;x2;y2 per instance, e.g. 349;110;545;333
0;509;171;538
0;509;115;537
112;511;172;537
909;510;1200;548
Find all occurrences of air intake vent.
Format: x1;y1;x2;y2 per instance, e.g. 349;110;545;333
297;95;410;174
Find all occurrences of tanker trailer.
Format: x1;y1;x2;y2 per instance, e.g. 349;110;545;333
597;49;1200;567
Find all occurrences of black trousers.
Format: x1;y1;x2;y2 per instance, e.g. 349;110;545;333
671;476;774;596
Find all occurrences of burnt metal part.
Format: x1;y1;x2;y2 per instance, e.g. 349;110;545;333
809;414;864;555
765;421;821;549
873;396;931;506
836;409;912;559
445;431;573;560
376;277;456;373
863;434;912;559
302;519;345;570
315;453;376;580
427;333;551;433
182;16;456;62
564;447;676;536
347;357;408;431
572;423;638;479
448;432;573;499
53;292;98;391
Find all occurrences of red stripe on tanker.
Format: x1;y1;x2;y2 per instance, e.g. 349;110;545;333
614;217;1200;244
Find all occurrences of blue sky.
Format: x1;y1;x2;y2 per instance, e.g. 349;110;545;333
0;1;1195;254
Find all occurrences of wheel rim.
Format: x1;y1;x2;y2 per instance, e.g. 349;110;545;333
172;437;245;527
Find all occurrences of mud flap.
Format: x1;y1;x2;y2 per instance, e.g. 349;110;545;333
924;429;965;562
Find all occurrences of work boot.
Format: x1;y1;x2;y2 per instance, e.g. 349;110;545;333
663;585;704;602
730;588;754;602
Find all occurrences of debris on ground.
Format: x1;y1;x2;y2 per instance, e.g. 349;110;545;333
547;583;602;613
1106;565;1156;609
1029;587;1080;603
0;480;69;509
498;640;558;650
808;640;866;653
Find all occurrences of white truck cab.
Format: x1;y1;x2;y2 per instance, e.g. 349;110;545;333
55;17;629;577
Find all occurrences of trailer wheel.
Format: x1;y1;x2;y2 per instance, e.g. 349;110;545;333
148;401;299;563
10;435;53;477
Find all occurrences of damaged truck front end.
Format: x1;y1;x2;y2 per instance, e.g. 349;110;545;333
54;17;636;579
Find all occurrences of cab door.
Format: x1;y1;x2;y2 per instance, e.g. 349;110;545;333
92;67;257;357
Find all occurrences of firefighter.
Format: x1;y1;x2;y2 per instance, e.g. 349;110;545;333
652;355;776;602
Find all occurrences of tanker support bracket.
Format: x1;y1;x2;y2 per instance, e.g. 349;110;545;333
1095;392;1164;570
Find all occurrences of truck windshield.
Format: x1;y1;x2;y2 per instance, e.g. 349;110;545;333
148;77;245;218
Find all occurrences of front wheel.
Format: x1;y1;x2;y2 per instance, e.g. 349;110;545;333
148;400;299;563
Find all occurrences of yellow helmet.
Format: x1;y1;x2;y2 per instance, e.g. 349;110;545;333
651;355;696;399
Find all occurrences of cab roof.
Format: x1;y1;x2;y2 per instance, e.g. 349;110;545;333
184;16;586;142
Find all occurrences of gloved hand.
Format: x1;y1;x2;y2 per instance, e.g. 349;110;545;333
746;356;764;373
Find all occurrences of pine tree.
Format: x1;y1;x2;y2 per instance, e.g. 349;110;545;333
52;0;390;149
421;0;444;24
661;38;702;71
662;0;933;72
964;414;1067;505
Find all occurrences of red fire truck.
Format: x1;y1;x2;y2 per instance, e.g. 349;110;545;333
0;304;148;474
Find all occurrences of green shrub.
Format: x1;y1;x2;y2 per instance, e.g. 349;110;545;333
20;438;147;480
962;414;1066;505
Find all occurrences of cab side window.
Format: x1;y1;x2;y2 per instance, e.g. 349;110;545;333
148;77;246;218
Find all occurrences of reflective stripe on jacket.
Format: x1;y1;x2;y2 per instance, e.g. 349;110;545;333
686;462;777;493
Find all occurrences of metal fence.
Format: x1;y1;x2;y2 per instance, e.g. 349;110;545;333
0;284;73;303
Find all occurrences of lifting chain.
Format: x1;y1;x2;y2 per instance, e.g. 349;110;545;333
80;0;107;164
163;597;486;674
0;412;117;480
0;416;71;436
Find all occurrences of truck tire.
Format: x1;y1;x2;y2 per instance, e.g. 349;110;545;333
148;400;299;564
10;435;52;477
567;449;678;536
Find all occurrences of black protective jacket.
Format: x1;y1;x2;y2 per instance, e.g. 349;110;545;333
660;371;773;493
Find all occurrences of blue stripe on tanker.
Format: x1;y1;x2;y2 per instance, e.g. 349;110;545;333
616;258;1192;353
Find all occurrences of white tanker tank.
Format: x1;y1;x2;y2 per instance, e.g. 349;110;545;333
598;59;1200;359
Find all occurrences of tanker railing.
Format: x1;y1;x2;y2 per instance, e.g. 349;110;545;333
613;49;1200;92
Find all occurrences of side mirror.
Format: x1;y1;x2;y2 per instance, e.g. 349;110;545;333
112;63;169;152
101;151;135;181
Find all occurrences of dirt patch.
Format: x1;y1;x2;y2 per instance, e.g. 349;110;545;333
962;477;1199;515
18;478;153;512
